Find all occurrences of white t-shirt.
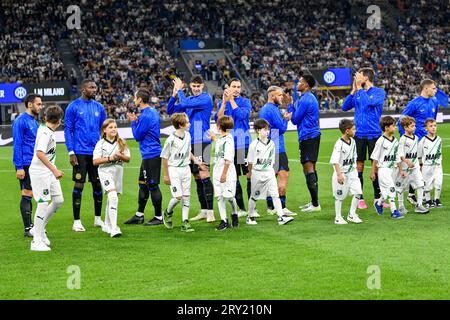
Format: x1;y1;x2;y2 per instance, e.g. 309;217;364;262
93;138;130;169
30;125;57;173
398;134;419;171
418;135;442;166
329;137;357;174
214;133;235;173
370;135;399;169
247;138;276;172
160;131;191;167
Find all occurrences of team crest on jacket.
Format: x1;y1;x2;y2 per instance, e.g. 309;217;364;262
95;111;99;117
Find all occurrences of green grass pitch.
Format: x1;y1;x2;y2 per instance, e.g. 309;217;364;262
0;125;449;300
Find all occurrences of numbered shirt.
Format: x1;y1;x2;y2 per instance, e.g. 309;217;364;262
398;134;419;171
30;125;57;173
370;135;399;169
160;131;191;167
329;137;357;174
418;135;442;166
93;138;130;168
247;138;276;172
214;133;235;172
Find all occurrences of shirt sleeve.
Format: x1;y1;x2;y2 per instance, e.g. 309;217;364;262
397;137;406;159
341;94;355;111
131;114;152;142
92;141;103;160
64;103;75;153
291;97;309;126
160;135;172;159
167;96;185;115
223;137;234;162
417;138;424;159
370;139;382;162
124;144;131;158
232;98;251;120
247;142;255;165
329;140;341;165
35;129;50;153
12;119;24;170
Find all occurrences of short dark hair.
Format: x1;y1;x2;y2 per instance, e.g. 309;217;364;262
302;75;316;89
339;119;355;133
171;112;189;129
400;115;416;129
190;75;204;84
228;78;241;85
81;79;95;87
23;94;42;108
358;67;375;83
45;105;64;124
380;116;396;132
419;79;435;92
254;118;270;132
135;88;151;104
217;115;234;131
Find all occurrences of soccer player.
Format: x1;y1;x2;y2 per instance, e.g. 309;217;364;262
64;79;106;232
418;119;443;208
395;116;429;214
289;75;322;213
215;78;252;217
212;116;239;231
342;68;385;210
246;119;294;226
259;86;296;216
29;105;65;251
93;119;131;237
398;79;438;206
124;88;163;226
167;76;215;223
160;113;206;232
330;119;363;225
12;93;42;237
370;116;404;219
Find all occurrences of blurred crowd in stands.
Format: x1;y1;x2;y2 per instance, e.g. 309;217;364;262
0;0;448;120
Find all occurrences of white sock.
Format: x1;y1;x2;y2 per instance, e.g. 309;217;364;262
435;187;442;200
33;202;49;242
335;199;342;220
350;196;359;216
167;198;180;214
375;198;382;206
398;192;404;208
44;195;63;228
226;197;238;215
416;187;424;206
182;197;190;222
135;211;144;217
273;196;284;218
424;191;431;202
248;198;257;218
389;197;397;213
104;198;111;228
108;191;119;230
217;197;227;221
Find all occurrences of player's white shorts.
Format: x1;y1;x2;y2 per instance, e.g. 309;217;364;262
422;165;443;192
213;165;237;198
99;165;124;194
394;166;425;193
378;167;396;200
29;168;63;202
168;166;191;198
250;170;279;200
332;170;362;201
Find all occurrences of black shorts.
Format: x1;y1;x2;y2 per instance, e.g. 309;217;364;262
72;154;100;183
190;142;212;174
299;135;321;164
355;136;379;162
234;147;249;176
19;165;32;191
274;152;290;173
139;157;162;185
